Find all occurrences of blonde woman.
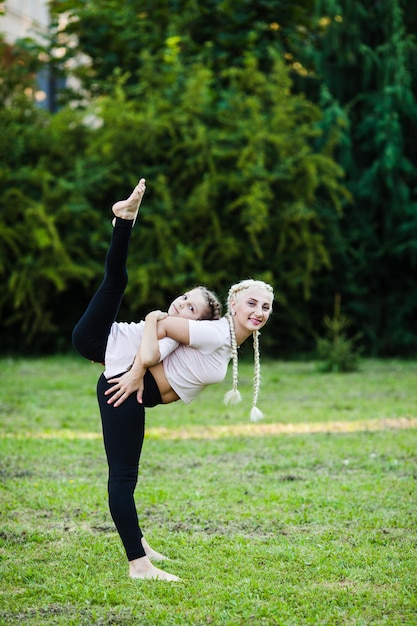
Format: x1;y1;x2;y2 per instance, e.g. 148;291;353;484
73;179;273;582
108;279;273;422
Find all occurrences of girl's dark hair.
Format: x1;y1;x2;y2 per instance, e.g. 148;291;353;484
197;286;222;320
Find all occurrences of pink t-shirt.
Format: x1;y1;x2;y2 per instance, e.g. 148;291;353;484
104;321;179;378
162;317;232;403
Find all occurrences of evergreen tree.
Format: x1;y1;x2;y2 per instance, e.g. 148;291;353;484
305;0;417;354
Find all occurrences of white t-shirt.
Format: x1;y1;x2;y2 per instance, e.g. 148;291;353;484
104;321;179;379
162;317;232;403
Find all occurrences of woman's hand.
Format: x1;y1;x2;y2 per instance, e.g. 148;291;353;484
145;310;168;322
105;369;145;407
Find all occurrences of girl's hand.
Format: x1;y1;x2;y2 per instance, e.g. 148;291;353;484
105;370;145;407
145;310;168;322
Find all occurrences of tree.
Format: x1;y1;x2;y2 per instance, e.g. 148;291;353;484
304;0;417;354
1;2;347;353
79;50;347;351
0;35;110;351
47;0;316;103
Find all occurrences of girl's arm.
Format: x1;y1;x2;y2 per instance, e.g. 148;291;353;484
153;315;191;344
140;311;191;366
140;310;168;367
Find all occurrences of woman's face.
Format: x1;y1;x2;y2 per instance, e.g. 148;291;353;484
168;288;209;320
231;286;273;334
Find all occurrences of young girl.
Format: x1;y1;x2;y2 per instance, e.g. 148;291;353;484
72;179;274;581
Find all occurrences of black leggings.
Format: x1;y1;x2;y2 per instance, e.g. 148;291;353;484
72;218;161;561
72;217;132;364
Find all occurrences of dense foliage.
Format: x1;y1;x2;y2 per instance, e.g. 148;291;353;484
303;0;417;355
0;0;416;355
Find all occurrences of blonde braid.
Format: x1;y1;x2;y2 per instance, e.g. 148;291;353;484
250;330;263;422
226;279;274;421
224;313;242;405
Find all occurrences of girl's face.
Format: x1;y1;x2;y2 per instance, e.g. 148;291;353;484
168;288;209;320
230;287;273;335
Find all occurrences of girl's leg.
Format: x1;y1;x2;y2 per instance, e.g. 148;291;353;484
97;374;180;581
72;179;146;363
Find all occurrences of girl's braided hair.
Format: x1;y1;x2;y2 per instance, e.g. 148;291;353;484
224;280;274;421
197;286;222;320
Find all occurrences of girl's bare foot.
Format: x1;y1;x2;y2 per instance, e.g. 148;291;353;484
141;537;169;562
129;555;180;581
112;178;146;225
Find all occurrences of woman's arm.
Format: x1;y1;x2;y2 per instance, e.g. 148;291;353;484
105;353;146;407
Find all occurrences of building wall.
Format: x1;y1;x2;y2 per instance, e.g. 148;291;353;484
0;0;49;44
1;0;69;112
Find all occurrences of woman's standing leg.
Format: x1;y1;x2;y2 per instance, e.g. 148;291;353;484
97;374;146;559
97;376;180;581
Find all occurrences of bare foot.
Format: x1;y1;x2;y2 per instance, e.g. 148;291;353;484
129;555;180;581
112;178;146;224
141;537;169;562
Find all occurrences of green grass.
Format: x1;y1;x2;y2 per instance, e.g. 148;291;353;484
1;356;416;625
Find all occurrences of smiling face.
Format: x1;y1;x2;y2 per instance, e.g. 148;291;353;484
230;286;273;343
167;288;211;320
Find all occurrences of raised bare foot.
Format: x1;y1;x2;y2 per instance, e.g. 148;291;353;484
112;178;146;224
141;537;169;562
129;555;180;581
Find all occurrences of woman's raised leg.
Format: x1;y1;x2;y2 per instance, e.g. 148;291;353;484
71;179;146;363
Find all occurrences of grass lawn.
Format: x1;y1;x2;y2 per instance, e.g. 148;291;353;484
0;356;416;625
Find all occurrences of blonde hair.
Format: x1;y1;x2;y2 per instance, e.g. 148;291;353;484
224;280;274;421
